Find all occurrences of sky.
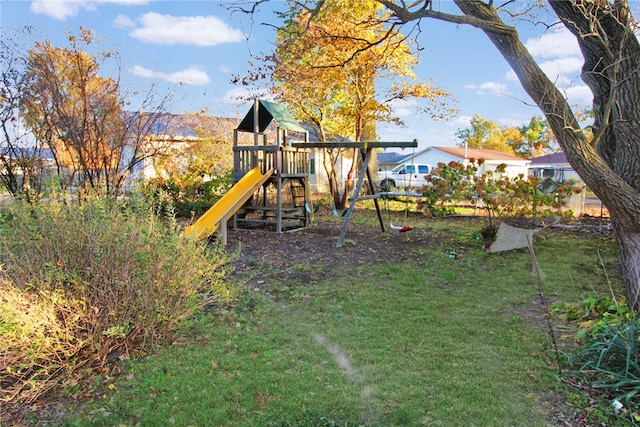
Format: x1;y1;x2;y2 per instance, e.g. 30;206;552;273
1;0;601;150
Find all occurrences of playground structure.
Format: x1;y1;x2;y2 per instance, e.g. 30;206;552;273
185;99;312;244
185;99;418;246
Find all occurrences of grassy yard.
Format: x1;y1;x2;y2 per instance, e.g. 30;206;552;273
60;212;621;426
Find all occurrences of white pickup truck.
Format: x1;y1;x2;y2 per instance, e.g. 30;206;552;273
378;163;432;191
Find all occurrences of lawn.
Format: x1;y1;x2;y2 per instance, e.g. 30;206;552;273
60;211;621;426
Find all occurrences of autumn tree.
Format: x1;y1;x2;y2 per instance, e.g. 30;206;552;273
515;117;557;158
145;112;237;179
456;114;557;158
21;28;173;197
235;0;450;209
180;112;237;173
455;114;515;154
374;0;640;311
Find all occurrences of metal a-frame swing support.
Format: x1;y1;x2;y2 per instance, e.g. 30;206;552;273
291;139;418;248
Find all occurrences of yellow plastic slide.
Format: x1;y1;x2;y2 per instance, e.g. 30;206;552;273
184;167;273;240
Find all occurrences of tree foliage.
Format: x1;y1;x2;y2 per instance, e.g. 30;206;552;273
455;114;515;154
517;116;557;158
20;28;173;197
456;114;557;157
235;0;451;208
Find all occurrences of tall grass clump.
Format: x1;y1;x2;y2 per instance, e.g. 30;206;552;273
571;316;640;421
0;196;235;404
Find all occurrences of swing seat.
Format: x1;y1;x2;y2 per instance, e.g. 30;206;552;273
332;205;347;217
390;222;413;233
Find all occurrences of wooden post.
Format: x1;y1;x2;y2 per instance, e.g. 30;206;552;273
360;147;385;232
276;176;283;233
220;218;228;246
252;99;259;168
337;148;372;248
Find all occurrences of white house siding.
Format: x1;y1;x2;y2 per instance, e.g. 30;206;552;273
405;146;530;179
308;148;354;195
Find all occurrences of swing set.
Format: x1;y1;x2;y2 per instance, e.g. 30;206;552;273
335;151;417;234
291;139;419;247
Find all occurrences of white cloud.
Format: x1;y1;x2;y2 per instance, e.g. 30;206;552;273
130;65;210;86
537;57;583;85
525;27;581;59
501;28;591;107
130;12;245;46
447;115;472;129
101;0;148;4
564;85;593;107
30;0;148;21
113;14;136;29
388;99;416;117
30;0;84;20
223;87;273;104
465;82;508;96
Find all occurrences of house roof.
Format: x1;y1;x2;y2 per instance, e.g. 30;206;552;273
237;99;308;134
432;146;528;162
128;112;200;137
529;152;568;165
1;147;55;160
378;152;408;164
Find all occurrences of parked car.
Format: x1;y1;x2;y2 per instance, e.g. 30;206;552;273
379;163;432;191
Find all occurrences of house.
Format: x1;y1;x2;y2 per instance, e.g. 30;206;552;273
129;113;243;182
529;152;581;183
378;146;531;179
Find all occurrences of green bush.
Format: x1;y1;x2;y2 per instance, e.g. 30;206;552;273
0;196;235;403
571;317;640;420
141;165;233;217
557;295;640;422
418;160;575;223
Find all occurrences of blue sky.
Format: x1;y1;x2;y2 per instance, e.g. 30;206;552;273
2;0;595;149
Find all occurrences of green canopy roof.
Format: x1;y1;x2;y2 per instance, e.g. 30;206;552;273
237;100;308;134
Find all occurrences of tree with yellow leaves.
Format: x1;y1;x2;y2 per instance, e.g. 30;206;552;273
21;27;173;197
237;0;452;208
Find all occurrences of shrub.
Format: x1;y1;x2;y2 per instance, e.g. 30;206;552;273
141;165;233;217
0;195;235;403
571;318;640;416
557;295;640;421
418;160;575;225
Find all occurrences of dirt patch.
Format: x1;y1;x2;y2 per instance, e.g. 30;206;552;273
225;215;448;288
226;213;611;287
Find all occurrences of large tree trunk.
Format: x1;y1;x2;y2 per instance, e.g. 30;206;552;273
549;0;640;308
449;0;640;310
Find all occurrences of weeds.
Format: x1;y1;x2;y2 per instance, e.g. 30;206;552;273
571;318;640;421
0;195;235;404
554;294;640;422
